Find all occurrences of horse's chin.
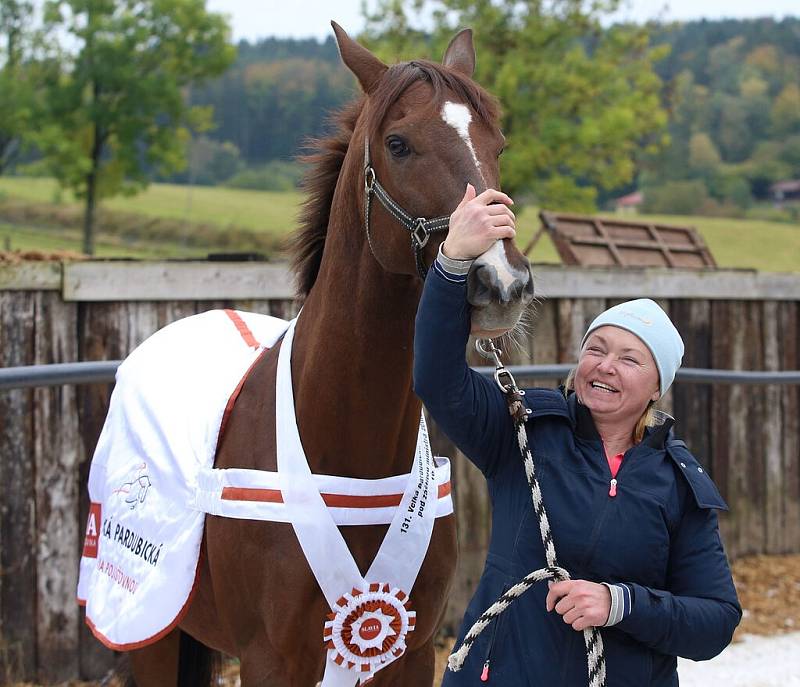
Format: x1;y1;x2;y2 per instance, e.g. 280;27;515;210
469;304;525;340
470;324;510;339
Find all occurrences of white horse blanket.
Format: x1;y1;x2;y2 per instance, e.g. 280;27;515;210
77;309;290;648
77;309;454;652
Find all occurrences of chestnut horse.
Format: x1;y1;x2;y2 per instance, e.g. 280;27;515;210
125;23;534;687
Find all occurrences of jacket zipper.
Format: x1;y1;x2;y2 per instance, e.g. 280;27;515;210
606;445;634;498
579;447;639;569
480;586;508;681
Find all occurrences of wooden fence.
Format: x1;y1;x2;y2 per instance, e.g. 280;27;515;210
0;260;798;683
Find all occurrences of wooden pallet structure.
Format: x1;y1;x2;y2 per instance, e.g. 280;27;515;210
526;211;717;268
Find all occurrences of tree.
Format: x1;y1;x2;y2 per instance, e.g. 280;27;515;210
362;0;669;211
0;0;35;174
642;179;709;215
771;83;800;137
37;0;235;254
688;132;721;174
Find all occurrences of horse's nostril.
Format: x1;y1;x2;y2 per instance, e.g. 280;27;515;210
467;265;492;305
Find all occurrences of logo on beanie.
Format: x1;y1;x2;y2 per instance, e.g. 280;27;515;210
621;309;653;326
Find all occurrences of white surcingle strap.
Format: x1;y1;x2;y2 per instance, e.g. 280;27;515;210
277;318;439;686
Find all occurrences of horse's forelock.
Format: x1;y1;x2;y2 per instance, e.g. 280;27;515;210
290;59;499;299
364;60;500;138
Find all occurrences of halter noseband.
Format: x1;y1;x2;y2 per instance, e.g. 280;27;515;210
363;138;450;279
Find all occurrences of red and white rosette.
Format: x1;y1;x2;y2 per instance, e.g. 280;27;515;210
324;583;416;678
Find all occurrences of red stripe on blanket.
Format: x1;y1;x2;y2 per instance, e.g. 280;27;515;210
221;481;452;508
224;309;261;349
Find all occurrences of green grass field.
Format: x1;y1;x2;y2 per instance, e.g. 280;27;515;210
0;177;304;232
1;177;798;272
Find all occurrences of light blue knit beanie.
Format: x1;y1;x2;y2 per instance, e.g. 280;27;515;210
581;298;684;397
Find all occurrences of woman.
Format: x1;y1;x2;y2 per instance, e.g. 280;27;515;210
414;185;741;686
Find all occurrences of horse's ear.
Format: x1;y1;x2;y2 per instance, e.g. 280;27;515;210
331;21;387;94
442;28;475;78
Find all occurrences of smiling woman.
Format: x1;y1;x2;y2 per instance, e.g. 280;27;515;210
568;299;685;449
414;273;743;685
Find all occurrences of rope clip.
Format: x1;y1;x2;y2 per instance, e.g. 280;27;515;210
476;339;531;421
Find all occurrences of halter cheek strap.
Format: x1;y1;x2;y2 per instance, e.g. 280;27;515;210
363;138;451;280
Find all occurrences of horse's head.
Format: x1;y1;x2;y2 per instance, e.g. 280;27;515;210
332;23;534;337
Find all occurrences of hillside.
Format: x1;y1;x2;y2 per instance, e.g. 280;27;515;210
1;179;797;272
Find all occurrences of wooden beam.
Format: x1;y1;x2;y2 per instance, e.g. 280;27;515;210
0;260;792;302
63;261;296;301
0;262;62;290
532;266;800;301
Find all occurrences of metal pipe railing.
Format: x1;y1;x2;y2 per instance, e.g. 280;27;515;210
1;361;799;391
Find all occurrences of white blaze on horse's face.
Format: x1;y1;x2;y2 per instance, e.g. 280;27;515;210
440;101;487;187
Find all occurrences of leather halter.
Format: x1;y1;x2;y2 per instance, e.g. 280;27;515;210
363;138;450;279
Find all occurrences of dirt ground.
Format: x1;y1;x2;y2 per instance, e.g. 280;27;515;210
11;553;800;687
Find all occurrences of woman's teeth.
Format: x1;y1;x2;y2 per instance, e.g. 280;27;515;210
591;382;618;393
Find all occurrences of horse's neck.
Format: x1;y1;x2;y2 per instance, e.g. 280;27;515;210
290;237;424;480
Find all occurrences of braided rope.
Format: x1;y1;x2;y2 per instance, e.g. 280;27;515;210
447;392;607;686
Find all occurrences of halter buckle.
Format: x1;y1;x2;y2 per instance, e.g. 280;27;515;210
412;218;429;249
364;167;376;193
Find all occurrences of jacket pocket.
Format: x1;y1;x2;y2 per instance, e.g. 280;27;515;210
601;628;654;687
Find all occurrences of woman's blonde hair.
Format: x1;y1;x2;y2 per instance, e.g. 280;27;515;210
563;368;658;444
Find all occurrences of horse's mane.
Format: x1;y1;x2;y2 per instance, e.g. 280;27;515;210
291;59;500;298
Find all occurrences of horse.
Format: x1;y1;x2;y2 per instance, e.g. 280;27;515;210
122;22;534;687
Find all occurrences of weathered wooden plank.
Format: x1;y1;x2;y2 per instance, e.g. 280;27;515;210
670;300;712;475
780;302;800;553
0;292;38;682
720;301;765;557
32;292;81;682
76;303;117;679
529;298;560;387
60;262;800;302
556;299;583;364
0;262;62;290
762;301;784;554
157;301;197;330
63;262;295;301
710;301;735;554
742;301;767;557
533;266;800;301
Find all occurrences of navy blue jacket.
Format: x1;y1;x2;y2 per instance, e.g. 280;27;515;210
414;268;741;686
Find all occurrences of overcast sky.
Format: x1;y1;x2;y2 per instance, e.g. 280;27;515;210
205;0;799;42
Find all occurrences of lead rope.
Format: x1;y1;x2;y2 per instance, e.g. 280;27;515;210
447;339;607;686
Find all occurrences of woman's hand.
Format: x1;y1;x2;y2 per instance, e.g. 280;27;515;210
546;580;611;631
442;183;516;260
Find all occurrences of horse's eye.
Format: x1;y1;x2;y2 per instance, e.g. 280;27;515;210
386;136;410;158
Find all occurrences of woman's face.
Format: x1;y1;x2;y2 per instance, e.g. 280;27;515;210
574;325;661;426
